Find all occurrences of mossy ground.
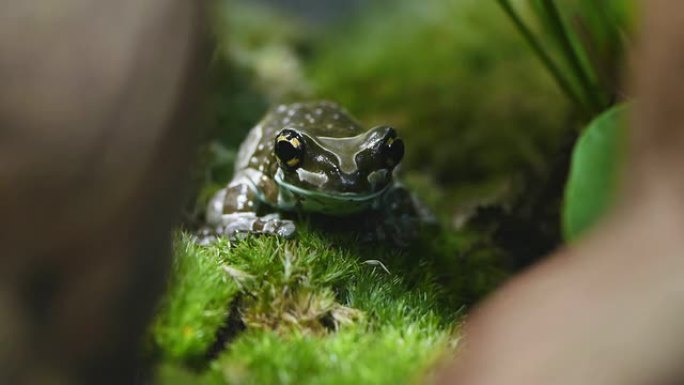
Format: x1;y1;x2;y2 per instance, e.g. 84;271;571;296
147;0;581;383
148;222;507;385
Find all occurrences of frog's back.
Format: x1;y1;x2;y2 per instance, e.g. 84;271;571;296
264;101;365;138
235;101;365;175
270;101;365;138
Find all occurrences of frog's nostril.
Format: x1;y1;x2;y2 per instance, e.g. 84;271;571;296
332;172;363;193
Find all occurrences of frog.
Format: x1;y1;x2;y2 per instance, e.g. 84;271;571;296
203;101;432;244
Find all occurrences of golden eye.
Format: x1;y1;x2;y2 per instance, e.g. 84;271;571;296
275;129;305;169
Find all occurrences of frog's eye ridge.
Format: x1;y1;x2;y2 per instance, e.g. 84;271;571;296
275;129;305;170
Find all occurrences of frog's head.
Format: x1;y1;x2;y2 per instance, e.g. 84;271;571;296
272;125;404;215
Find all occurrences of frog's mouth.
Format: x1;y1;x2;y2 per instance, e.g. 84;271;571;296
274;172;390;215
274;172;389;201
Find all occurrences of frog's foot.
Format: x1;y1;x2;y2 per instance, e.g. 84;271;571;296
381;183;438;226
207;212;296;242
363;184;438;246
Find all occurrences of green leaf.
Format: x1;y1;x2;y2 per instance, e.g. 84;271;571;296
562;104;628;241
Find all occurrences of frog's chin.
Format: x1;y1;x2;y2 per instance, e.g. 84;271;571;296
274;171;390;215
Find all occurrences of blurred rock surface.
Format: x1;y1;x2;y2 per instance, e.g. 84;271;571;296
0;0;204;384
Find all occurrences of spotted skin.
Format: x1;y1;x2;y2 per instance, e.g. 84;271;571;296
203;101;428;243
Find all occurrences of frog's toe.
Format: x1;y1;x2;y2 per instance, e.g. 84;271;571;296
220;213;259;235
274;220;296;239
205;212;296;240
260;214;296;239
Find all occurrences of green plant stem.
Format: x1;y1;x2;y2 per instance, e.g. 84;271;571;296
539;0;605;114
495;0;589;118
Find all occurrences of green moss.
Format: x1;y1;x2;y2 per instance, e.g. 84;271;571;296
157;325;447;385
149;224;506;384
210;326;448;385
151;235;241;363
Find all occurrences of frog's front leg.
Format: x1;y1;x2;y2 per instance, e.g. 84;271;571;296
203;180;295;242
370;183;437;245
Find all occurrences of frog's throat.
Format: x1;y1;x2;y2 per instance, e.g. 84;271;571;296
274;171;390;202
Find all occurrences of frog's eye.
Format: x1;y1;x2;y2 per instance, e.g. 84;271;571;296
275;129;305;169
382;136;404;168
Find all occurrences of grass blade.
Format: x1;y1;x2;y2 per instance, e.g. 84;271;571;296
538;0;606;114
496;0;589;117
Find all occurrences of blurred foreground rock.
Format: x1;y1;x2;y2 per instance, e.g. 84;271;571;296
0;1;204;384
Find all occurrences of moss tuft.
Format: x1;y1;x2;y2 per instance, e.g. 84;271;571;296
149;222;506;384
